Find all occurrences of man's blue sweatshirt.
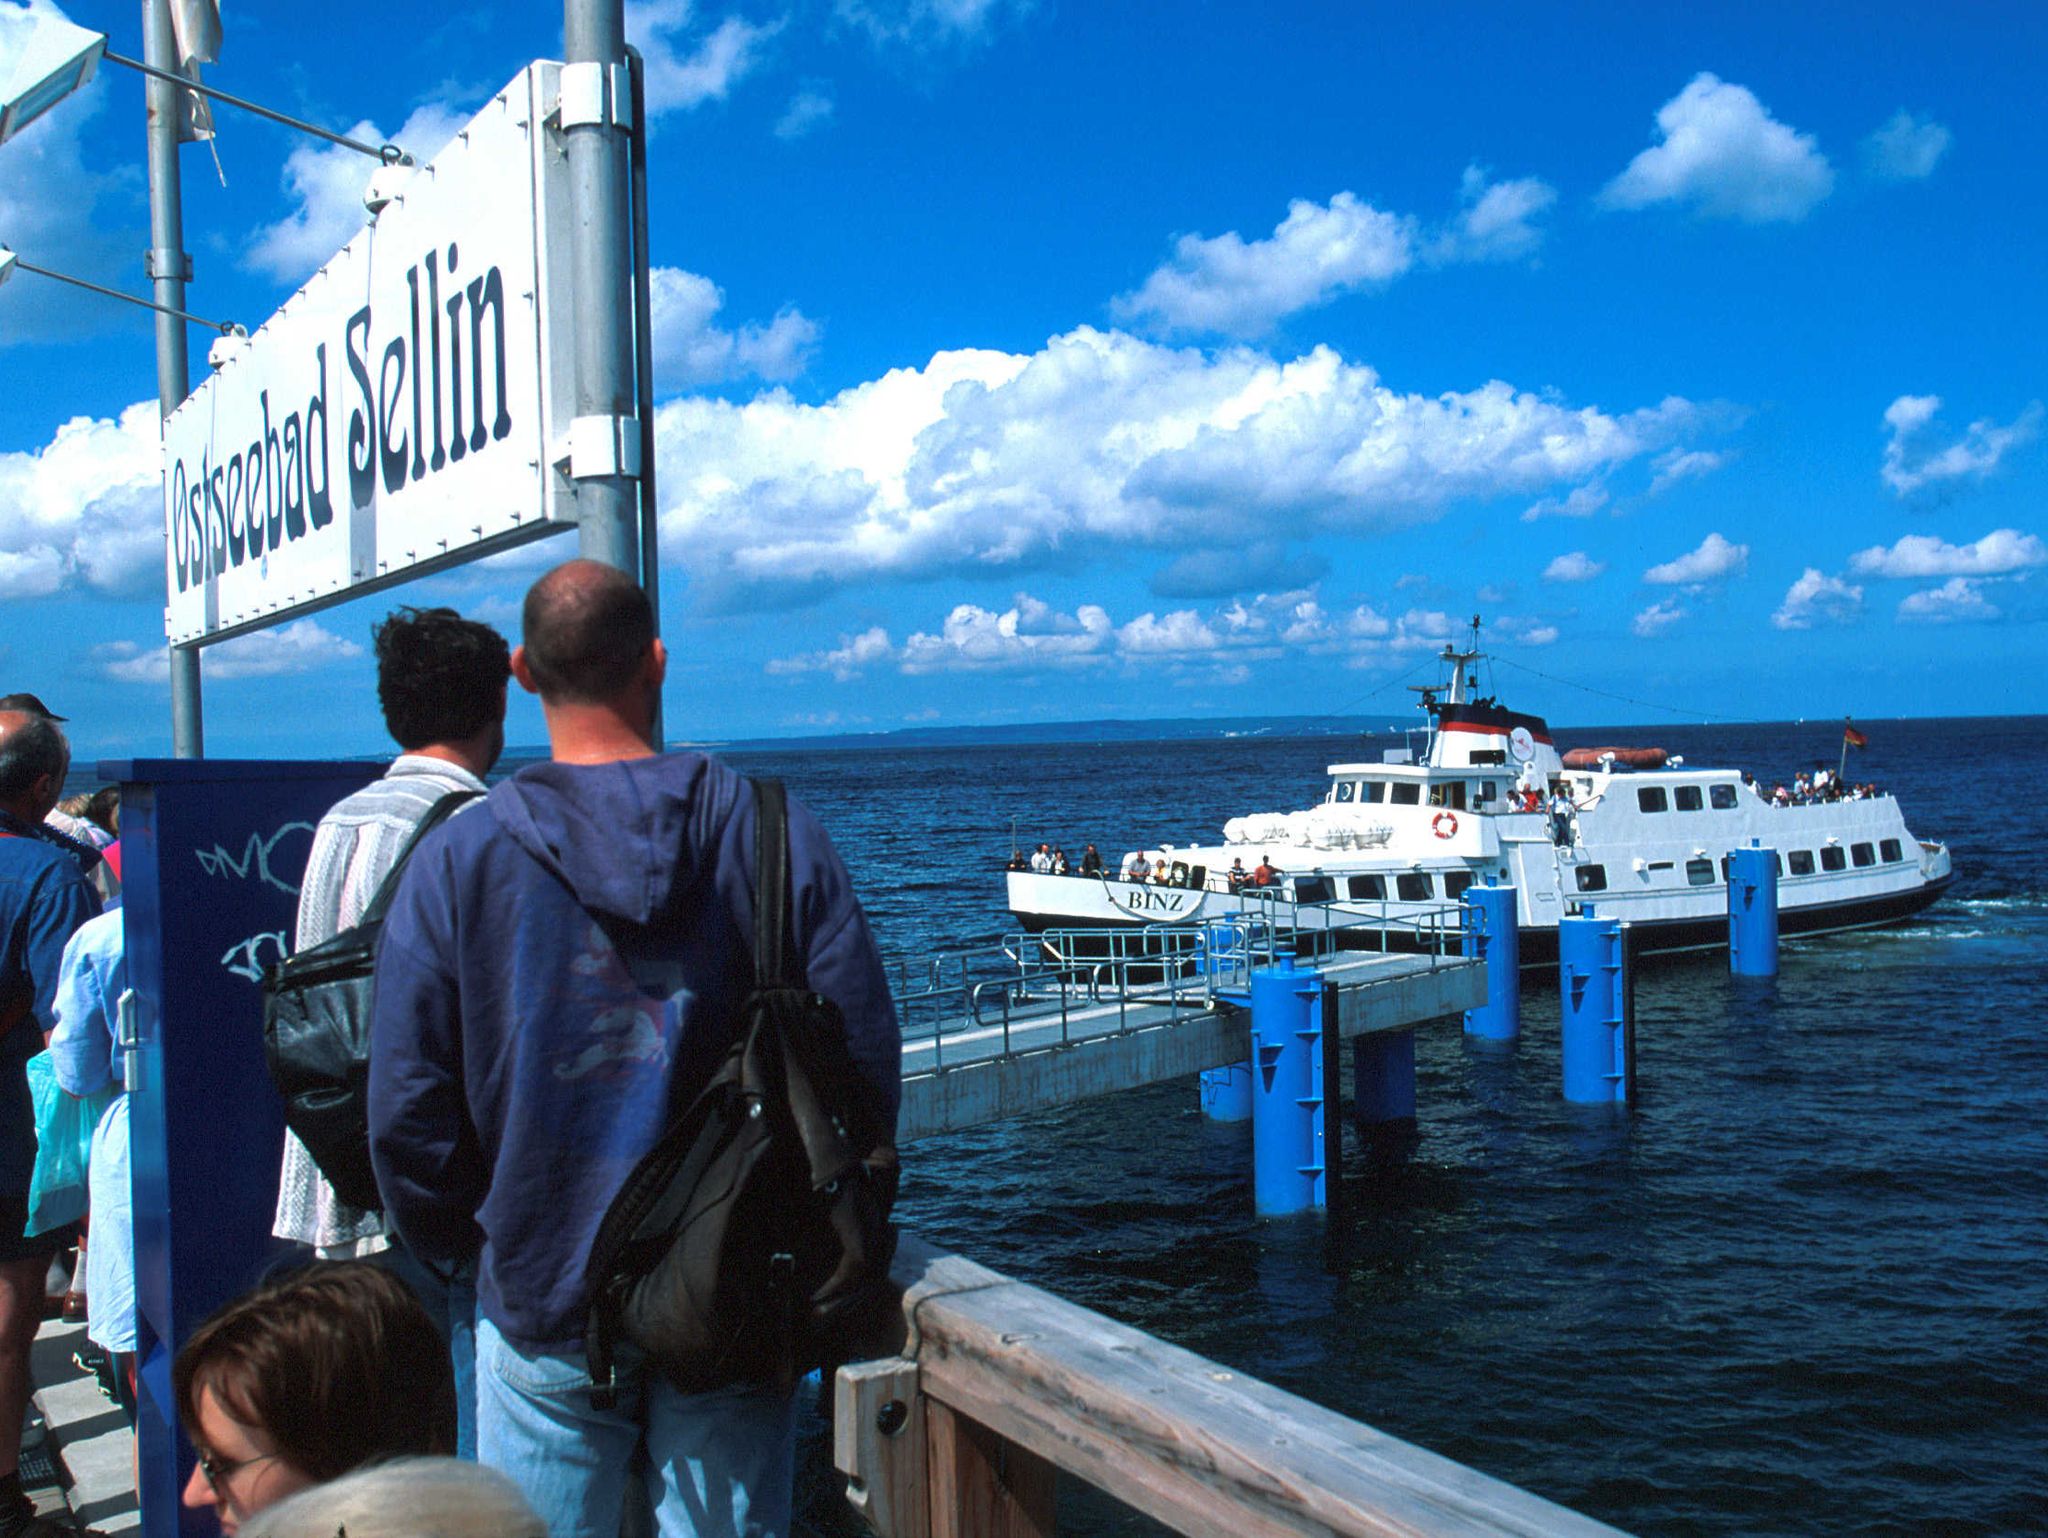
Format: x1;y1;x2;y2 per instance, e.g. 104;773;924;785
367;752;900;1353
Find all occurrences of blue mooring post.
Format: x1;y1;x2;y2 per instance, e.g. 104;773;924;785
1199;1062;1254;1121
1461;881;1521;1041
1559;907;1629;1105
1728;841;1780;977
1247;956;1329;1214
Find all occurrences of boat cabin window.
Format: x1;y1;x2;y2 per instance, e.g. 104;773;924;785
1333;781;1355;803
1686;857;1715;886
1820;845;1847;872
1637;786;1668;813
1674;786;1703;812
1443;870;1475;901
1348;874;1386;900
1390;782;1421;806
1396;872;1434;901
1788;849;1815;876
1575;864;1608;892
1880;838;1903;863
1362;781;1386;803
1428;782;1467;810
1294;876;1335;904
1851;842;1876;868
1709;784;1739;809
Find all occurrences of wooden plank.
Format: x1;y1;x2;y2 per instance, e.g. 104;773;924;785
835;1358;930;1538
927;1398;1057;1538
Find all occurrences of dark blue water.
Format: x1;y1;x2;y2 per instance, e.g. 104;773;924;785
717;716;2048;1536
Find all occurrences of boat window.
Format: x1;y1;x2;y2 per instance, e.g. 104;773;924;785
1575;864;1608;892
1686;857;1715;886
1820;845;1847;872
1788;849;1815;875
1674;786;1703;812
1637;786;1668;813
1880;838;1902;863
1390;782;1421;806
1333;781;1355;803
1294;876;1335;904
1443;870;1475;900
1647;860;1674;871
1348;874;1386;900
1709;784;1739;810
1362;781;1386;804
1427;782;1467;810
1851;842;1875;868
1396;872;1434;901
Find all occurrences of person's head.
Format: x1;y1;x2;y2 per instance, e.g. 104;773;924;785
373;607;511;772
174;1263;455;1535
0;691;64;721
237;1458;545;1538
0;709;69;822
513;559;663;729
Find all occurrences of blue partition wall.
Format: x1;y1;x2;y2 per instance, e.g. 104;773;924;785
103;759;378;1538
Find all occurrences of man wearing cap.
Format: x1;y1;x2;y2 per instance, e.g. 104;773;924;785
0;697;104;888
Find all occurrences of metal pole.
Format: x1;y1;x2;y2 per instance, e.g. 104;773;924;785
626;46;663;747
564;0;641;576
144;0;201;756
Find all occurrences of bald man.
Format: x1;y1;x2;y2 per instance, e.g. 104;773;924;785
369;561;899;1538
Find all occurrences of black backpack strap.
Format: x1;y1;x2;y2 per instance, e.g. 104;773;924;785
751;778;798;989
358;789;483;928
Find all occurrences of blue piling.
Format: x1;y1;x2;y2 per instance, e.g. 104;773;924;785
1559;907;1628;1105
1199;1063;1254;1121
1461;882;1521;1041
1728;841;1780;977
1248;956;1328;1214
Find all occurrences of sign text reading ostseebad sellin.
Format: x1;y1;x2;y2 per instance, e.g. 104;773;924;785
162;62;580;644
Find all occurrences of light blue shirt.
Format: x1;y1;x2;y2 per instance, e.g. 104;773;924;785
50;905;124;1097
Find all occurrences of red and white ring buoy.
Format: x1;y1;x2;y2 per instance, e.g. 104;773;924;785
1432;811;1458;839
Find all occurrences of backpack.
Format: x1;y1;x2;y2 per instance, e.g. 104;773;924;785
261;790;480;1212
583;778;899;1407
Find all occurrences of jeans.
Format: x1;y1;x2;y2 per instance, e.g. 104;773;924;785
376;1236;479;1459
476;1315;797;1538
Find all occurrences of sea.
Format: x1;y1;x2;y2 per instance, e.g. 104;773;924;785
702;714;2048;1537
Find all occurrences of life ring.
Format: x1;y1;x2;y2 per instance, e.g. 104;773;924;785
1432;811;1458;839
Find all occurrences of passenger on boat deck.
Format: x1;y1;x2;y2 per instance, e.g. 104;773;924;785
1120;850;1146;880
1005;850;1027;871
1793;773;1811;802
1227;858;1247;892
1773;784;1791;807
1051;847;1070;876
1151;858;1171;884
1251;856;1277;888
1079;844;1103;875
1029;842;1053;874
1547;787;1574;847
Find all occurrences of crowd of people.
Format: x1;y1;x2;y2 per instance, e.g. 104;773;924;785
0;561;901;1538
1765;764;1883;807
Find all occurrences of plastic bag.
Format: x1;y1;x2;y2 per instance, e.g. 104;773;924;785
26;1051;111;1237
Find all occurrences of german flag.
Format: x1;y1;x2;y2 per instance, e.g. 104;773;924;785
1843;722;1868;749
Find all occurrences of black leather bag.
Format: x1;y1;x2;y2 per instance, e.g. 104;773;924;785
583;778;898;1405
261;790;479;1212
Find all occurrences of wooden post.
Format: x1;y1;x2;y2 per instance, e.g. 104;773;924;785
836;1359;930;1538
927;1399;1057;1538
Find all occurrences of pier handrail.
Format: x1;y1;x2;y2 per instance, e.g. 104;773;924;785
837;1235;1632;1538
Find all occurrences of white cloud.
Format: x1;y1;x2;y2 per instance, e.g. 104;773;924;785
765;625;892;680
1644;531;1748;585
649;326;1700;609
1543;551;1605;583
1864;111;1950;181
774;87;834;140
1849;529;2048;579
244;101;468;283
648;266;820;389
1435;165;1558;263
628;1;778;118
899;597;1113;673
0;403;165;597
1881;394;2041;497
1600;73;1833;223
1648;447;1728;494
1631;599;1687;638
834;0;1024;50
1114;192;1417;336
94;620;363;684
1152;542;1325;599
1897;576;1998;624
1771;568;1863;631
1117;608;1222;655
1520;483;1609;523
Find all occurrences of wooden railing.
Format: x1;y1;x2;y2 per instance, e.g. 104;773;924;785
836;1237;1631;1538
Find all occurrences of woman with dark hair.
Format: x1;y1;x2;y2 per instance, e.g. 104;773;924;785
174;1262;455;1535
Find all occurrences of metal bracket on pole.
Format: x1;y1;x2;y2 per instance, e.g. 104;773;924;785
558;414;643;480
551;61;635;133
143;247;191;282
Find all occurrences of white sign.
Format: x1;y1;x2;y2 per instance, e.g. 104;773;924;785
162;62;585;644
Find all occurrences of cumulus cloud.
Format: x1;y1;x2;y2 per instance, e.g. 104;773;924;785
1600;72;1833;222
834;0;1027;51
1648;447;1728;494
774;87;834;140
1771;568;1863;631
93;620;363;683
1849;529;2048;579
1435;165;1558;263
1881;394;2041;497
1864;110;1950;181
0;403;165;597
1644;531;1748;585
1543;551;1605;583
648;266;820;389
651;326;1700;611
1898;576;1998;624
244;101;469;283
765;625;892;680
1114;192;1417;336
1520;484;1609;523
628;1;778;117
1631;599;1687;638
899;596;1113;673
1152;542;1326;599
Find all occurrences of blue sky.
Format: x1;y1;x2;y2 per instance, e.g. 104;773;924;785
2;0;2044;761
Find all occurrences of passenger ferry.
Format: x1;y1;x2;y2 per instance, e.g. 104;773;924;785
1006;626;1953;964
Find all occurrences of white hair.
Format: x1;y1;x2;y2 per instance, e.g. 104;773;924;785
237;1458;545;1538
